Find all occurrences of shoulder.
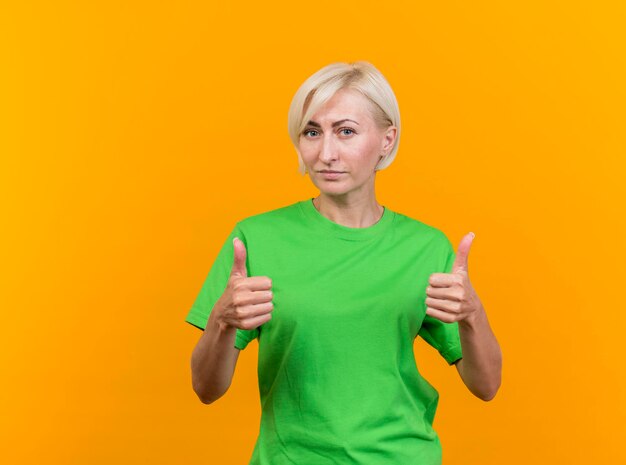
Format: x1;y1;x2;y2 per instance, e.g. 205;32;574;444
235;200;303;232
392;210;451;246
391;210;455;269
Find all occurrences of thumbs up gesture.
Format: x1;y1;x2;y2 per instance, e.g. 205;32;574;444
425;232;484;326
215;237;274;331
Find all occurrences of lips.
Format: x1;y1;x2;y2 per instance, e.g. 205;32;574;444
319;171;345;180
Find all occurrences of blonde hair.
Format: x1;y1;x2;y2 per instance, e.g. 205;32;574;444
288;61;401;176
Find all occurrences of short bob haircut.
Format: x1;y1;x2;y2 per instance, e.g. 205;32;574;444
288;61;401;176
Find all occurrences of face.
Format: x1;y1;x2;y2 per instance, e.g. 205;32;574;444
298;88;396;200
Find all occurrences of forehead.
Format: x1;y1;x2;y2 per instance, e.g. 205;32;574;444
310;88;372;122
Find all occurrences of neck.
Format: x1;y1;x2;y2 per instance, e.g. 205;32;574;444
312;194;384;228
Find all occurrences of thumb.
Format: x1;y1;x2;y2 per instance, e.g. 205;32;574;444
230;237;248;278
452;232;475;273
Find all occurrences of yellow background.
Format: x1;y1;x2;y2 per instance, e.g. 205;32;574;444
1;1;624;463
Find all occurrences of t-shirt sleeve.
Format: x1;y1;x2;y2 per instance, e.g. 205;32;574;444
417;234;463;365
184;222;259;350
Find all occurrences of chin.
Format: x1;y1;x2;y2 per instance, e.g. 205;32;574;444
317;186;353;198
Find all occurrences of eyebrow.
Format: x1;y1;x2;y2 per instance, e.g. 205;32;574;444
305;119;359;128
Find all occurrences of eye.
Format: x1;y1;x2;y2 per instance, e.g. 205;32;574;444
302;129;319;137
340;128;355;136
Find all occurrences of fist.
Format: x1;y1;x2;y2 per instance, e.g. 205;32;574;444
216;237;274;331
425;232;484;325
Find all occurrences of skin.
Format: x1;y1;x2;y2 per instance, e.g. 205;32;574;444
427;232;502;401
299;87;502;401
299;87;396;228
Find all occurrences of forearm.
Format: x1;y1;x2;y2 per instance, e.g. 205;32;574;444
190;303;240;404
457;306;502;401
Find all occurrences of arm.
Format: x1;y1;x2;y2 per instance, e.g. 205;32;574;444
190;299;240;404
454;305;502;401
427;232;502;401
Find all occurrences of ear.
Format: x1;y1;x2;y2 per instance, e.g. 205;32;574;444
381;126;397;153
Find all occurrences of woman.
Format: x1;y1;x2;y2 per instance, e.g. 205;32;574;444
186;61;502;465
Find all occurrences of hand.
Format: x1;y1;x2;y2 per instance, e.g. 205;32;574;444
425;232;484;325
215;237;274;331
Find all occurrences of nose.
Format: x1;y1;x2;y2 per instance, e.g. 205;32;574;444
319;133;338;164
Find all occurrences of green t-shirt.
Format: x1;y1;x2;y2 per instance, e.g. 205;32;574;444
185;198;463;465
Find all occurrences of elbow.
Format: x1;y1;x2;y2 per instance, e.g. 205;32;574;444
191;361;230;405
195;386;213;404
475;357;503;402
478;390;497;402
477;380;501;402
195;388;219;405
193;383;218;405
193;380;229;405
199;394;216;405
